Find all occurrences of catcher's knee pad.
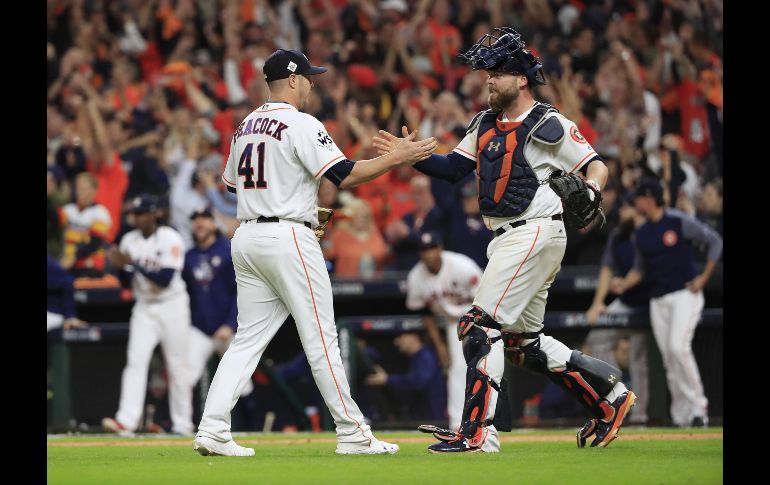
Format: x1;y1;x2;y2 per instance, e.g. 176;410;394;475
461;325;501;367
458;366;500;447
457;306;500;341
504;336;550;374
548;350;623;420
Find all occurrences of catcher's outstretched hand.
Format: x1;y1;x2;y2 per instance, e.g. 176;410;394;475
372;125;411;155
548;171;604;229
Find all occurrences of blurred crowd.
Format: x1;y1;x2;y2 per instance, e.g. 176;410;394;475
47;0;724;280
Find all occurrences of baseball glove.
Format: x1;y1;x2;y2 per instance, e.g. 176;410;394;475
548;171;604;229
315;207;334;242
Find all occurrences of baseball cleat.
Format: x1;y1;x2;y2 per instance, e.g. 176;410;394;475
690;416;707;428
417;424;459;443
101;417;135;437
335;438;399;455
146;422;167;434
591;391;636;448
576;419;598;448
428;437;482;453
193;436;255;457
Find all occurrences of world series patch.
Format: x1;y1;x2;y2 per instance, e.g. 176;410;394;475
316;130;334;151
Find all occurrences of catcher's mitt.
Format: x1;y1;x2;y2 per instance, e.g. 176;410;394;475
315;207;334;242
548;171;604;229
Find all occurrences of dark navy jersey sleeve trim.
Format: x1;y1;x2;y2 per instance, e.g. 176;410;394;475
579;156;604;177
323;158;356;187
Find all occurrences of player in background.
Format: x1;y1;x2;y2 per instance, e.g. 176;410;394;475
47;255;87;331
182;208;253;398
374;27;635;452
102;194;193;436
611;178;722;427
584;201;650;424
192;49;437;457
60;172;112;277
405;232;483;432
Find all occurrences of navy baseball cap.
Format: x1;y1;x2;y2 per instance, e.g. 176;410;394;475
190;207;214;220
418;232;443;250
633;178;664;202
263;49;328;82
128;194;160;213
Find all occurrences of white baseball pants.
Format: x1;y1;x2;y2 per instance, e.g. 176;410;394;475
47;311;64;331
115;294;194;435
196;221;374;445
445;324;465;431
649;288;707;426
470;218;569;451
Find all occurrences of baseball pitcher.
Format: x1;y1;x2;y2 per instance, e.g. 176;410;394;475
192;49;437;456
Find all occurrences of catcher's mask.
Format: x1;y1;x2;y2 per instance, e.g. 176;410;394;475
457;27;546;86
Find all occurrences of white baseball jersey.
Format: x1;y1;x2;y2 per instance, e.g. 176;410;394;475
221;101;345;225
406;251;483;324
453;102;600;231
113;224;193;435
120;226;187;303
199;100;380;450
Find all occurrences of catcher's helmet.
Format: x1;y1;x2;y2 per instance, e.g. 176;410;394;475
457;27;546;86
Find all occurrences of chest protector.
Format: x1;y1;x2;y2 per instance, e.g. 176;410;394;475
475;103;557;218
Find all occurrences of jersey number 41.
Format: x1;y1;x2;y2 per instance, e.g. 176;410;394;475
238;142;268;189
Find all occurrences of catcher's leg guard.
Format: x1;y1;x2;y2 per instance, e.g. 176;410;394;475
506;338;621;420
558;350;624;420
458;365;496;447
457;325;505;447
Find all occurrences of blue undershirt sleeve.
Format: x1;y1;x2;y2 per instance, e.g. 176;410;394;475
414;152;476;183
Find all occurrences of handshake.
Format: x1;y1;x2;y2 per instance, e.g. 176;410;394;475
371;126;438;166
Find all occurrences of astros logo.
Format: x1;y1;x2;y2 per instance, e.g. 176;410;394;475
570;126;586;144
663;230;678;247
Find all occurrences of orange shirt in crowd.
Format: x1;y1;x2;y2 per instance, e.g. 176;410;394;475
86;152;128;243
323;227;389;277
213;109;236;156
354;171;415;232
427;19;462;76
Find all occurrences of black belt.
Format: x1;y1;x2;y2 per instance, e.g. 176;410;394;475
493;214;562;237
244;216;311;229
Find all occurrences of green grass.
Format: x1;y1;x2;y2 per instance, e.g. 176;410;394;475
47;429;723;485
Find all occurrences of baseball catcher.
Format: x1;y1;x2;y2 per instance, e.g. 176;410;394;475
374;25;637;453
